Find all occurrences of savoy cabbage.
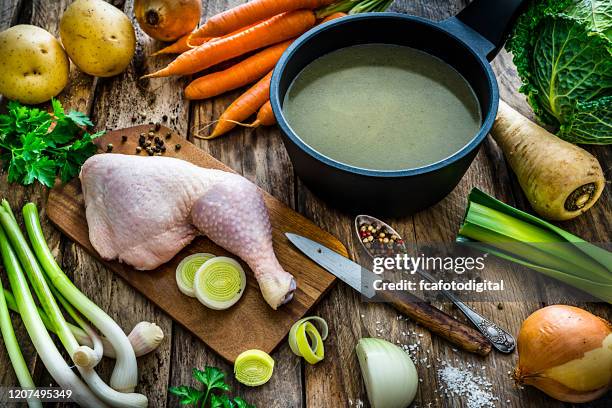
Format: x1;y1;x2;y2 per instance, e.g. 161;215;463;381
507;0;611;144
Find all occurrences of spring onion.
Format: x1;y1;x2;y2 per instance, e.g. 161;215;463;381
21;202;140;393
3;202;147;407
288;316;328;364
356;338;418;408
176;253;216;297
457;189;612;303
0;278;42;408
194;257;246;310
4;290;163;359
0;224;107;407
234;349;275;387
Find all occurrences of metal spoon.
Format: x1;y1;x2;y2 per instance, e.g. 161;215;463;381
354;214;516;354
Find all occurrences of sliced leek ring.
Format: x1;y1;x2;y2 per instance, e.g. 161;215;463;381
175;253;216;297
234;349;274;387
193;257;246;310
288;316;328;364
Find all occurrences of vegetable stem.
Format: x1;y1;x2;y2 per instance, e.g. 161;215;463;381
0;278;42;408
22;203;139;393
0;223;107;407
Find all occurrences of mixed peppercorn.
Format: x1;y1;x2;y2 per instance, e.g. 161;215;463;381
105;122;183;156
358;221;406;257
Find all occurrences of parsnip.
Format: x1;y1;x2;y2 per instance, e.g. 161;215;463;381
491;101;605;221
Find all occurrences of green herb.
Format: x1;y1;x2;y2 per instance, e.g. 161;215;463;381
169;366;255;408
457;188;612;303
0;99;103;187
316;0;393;18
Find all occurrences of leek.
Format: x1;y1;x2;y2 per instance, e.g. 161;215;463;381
0;225;107;407
234;349;275;387
0;279;42;408
21;202;139;393
457;189;612;303
0;203;147;407
4;289;162;359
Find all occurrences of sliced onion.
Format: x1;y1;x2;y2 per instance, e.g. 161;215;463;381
194;257;246;310
234;349;274;387
356;338;418;408
175;253;216;297
289;316;328;364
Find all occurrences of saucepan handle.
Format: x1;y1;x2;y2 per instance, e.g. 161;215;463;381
441;0;527;61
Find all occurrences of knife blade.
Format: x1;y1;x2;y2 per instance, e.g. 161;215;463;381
285;232;492;356
285;232;377;298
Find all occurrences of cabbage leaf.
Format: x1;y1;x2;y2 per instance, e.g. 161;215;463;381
507;0;612;144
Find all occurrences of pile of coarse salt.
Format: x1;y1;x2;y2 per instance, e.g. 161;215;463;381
437;361;499;408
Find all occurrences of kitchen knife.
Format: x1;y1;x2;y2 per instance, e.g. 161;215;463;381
285;233;492;356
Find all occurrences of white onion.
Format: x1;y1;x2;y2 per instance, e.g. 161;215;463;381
356;338;418;408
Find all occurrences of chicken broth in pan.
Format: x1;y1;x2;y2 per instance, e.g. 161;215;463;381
282;44;482;170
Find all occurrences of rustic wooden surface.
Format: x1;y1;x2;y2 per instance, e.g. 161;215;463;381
0;1;610;407
46;125;344;363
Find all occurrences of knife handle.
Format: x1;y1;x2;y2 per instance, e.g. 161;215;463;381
378;289;491;356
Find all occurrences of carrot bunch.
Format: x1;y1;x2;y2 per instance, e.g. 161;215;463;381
144;0;348;138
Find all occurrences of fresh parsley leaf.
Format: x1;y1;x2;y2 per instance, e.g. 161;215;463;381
24;157;56;187
66;110;94;127
0;98;101;187
169;386;204;406
193;367;231;393
210;394;234;408
234;397;255;408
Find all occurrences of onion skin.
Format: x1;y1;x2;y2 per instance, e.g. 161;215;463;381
514;305;612;403
135;0;201;42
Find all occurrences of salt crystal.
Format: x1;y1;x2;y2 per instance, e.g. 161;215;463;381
437;361;500;408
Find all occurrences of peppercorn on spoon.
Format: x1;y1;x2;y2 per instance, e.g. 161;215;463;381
354;215;516;354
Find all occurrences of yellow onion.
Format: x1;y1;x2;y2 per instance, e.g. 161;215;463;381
135;0;201;42
514;305;612;403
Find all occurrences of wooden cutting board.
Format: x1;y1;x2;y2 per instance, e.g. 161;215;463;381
47;125;345;362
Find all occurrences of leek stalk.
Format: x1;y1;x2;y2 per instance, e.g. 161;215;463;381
0;279;42;408
457;189;612;303
21;203;139;393
0;203;147;407
0;225;107;407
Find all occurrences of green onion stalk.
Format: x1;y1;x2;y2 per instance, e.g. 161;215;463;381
0;202;147;407
0;224;106;407
0;276;42;408
316;0;394;18
457;189;612;303
20;202;140;392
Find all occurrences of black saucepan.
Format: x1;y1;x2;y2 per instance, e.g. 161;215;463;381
270;0;526;217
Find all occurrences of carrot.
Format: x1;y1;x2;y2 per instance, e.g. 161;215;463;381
142;10;315;79
151;33;208;56
320;12;347;23
202;71;273;139
185;40;292;100
252;101;276;127
190;0;334;41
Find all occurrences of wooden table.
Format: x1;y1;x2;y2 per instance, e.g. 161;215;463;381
0;1;610;407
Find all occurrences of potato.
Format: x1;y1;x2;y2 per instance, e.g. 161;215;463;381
0;25;69;104
60;0;136;77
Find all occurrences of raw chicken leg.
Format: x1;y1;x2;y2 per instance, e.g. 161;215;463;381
80;154;296;309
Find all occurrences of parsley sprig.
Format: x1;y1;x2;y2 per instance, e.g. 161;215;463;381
169;366;255;408
0;98;103;187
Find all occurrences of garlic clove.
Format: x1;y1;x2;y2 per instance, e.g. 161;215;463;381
128;321;164;357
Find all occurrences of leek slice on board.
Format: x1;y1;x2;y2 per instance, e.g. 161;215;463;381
457;189;612;303
194;257;246;310
176;253;216;297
